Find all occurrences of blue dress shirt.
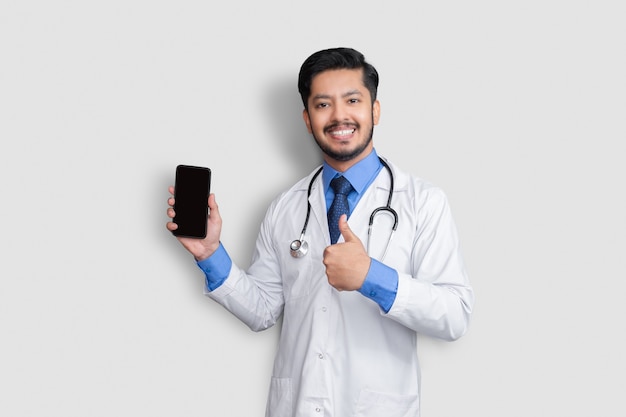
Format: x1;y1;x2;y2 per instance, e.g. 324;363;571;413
198;148;398;313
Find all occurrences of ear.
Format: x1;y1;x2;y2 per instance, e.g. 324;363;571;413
372;100;381;125
302;109;313;133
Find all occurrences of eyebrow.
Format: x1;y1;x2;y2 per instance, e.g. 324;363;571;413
311;90;363;101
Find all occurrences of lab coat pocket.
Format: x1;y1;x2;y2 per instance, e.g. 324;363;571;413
353;389;419;417
266;377;292;417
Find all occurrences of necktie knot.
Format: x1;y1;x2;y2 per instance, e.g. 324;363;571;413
330;176;353;196
328;176;353;244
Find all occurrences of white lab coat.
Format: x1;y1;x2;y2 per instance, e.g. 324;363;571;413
206;160;474;417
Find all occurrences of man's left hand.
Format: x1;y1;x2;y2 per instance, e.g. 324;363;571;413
323;215;371;291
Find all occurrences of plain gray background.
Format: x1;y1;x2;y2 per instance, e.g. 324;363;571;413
1;1;624;416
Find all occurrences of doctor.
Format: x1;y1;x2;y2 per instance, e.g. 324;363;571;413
166;47;474;417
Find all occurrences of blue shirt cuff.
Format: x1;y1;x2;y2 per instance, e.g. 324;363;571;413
196;243;232;291
358;259;398;313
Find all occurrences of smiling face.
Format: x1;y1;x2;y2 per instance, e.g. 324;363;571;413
303;68;380;172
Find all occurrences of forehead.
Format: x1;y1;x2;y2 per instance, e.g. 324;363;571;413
309;68;367;96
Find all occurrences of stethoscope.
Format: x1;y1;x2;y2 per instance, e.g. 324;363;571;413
290;157;399;260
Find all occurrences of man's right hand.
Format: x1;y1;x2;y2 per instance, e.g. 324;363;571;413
166;186;222;261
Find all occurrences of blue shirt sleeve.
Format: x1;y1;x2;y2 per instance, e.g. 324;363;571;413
196;243;232;291
358;259;398;313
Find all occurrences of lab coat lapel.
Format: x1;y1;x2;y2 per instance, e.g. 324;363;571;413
308;175;330;245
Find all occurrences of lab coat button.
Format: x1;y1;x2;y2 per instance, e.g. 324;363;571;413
321;306;327;312
315;407;321;412
318;353;324;359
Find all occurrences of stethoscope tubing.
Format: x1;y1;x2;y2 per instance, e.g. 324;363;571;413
290;157;398;259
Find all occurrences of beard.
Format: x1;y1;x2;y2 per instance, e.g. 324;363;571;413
312;120;375;162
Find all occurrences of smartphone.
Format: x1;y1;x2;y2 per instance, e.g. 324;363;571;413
172;165;211;238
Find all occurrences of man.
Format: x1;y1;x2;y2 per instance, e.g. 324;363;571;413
166;47;474;417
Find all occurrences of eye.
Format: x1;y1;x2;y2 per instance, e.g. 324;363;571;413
348;98;360;104
315;102;329;109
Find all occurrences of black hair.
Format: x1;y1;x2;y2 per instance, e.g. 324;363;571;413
297;47;379;110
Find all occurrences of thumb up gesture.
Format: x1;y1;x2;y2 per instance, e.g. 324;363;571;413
323;215;371;291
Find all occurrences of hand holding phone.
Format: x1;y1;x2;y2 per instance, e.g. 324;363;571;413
172;165;211;239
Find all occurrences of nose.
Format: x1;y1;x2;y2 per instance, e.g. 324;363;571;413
331;101;349;121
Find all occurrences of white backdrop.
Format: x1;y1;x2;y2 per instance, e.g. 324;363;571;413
1;1;624;416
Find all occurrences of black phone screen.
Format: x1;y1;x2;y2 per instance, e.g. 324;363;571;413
172;165;211;238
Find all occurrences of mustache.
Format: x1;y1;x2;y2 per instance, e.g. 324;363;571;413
323;122;358;133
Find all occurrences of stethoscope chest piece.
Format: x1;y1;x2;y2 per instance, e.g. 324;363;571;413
290;238;308;258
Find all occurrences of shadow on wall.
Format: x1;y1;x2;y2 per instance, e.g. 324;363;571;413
262;74;322;178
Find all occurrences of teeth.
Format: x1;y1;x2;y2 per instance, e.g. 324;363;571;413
333;129;354;136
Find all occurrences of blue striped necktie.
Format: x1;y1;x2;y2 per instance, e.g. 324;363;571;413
328;176;354;244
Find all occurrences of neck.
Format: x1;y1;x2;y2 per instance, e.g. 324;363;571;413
324;146;374;173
